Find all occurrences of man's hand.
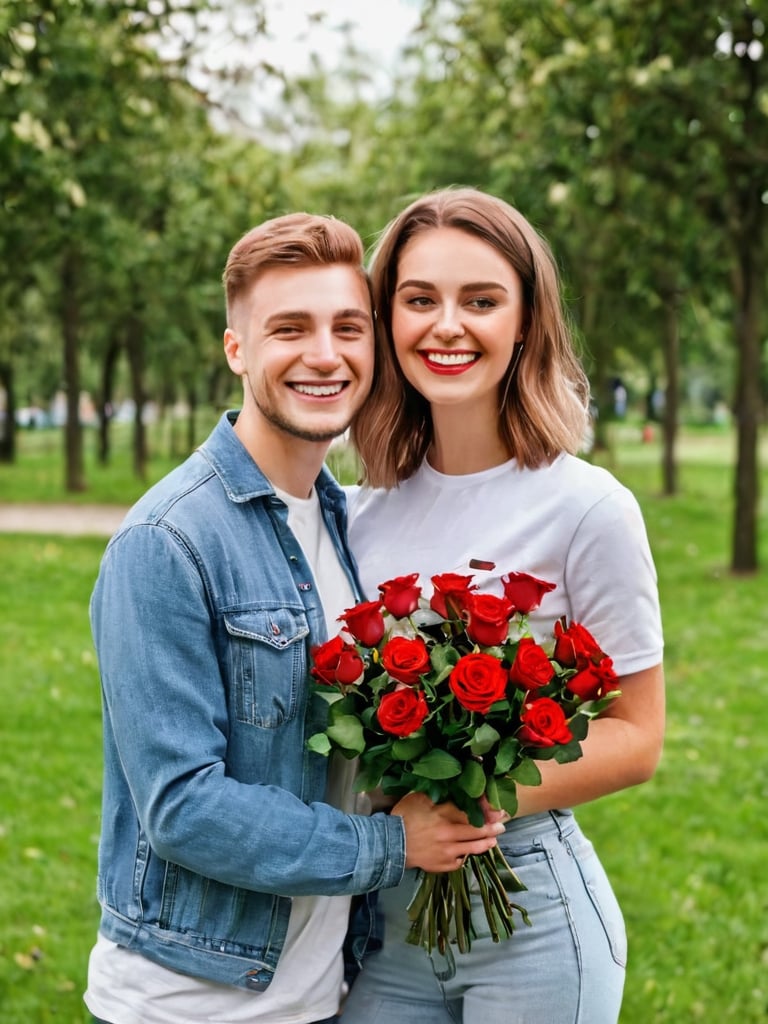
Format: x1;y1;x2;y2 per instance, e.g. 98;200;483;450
391;792;505;873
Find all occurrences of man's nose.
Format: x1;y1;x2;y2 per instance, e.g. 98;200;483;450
303;327;343;370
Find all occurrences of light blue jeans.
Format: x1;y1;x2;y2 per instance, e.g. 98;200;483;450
340;811;626;1024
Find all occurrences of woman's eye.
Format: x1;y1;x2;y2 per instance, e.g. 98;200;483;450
469;297;496;309
406;295;434;308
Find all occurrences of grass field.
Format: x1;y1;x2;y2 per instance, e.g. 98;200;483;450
0;422;766;1021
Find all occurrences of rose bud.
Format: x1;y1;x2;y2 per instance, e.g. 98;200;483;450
338;600;386;647
566;657;620;701
430;573;477;619
379;573;422;618
310;635;364;687
509;637;555;690
554;619;605;669
463;592;515;647
501;572;556;614
518;697;573;747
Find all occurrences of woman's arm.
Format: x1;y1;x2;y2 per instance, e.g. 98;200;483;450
513;662;665;817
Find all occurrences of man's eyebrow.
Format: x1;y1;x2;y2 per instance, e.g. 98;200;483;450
335;307;372;322
264;308;371;327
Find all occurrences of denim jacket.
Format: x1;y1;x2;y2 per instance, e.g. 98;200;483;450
91;412;405;991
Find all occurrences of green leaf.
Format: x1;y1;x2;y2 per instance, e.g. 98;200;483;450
458;758;487;798
494;735;520;773
430;643;460;675
568;713;590;741
552;740;584;765
392;734;429;760
470;723;501;755
313;689;346;706
306;733;332;756
326;714;365;754
507;758;542;786
411;749;463;780
493;776;519;818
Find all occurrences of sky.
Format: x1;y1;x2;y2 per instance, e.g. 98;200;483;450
192;0;423;135
261;0;422;74
199;0;422;90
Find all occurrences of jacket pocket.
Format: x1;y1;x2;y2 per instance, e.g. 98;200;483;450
224;607;309;728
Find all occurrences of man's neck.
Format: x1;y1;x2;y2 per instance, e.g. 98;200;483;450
233;410;330;499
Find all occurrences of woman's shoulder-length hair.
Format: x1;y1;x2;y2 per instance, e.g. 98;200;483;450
351;187;590;489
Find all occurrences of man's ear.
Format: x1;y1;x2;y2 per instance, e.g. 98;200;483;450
223;327;244;375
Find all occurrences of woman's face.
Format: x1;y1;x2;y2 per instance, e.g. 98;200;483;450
391;226;526;415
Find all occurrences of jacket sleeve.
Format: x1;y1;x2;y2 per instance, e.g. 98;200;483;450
91;520;405;898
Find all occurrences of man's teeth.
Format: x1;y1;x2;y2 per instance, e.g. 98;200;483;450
293;382;344;396
428;352;478;366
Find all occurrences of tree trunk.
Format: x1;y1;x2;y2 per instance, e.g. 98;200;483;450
97;337;121;465
660;292;680;497
0;360;16;463
61;249;86;492
186;385;197;454
730;217;763;573
125;313;148;481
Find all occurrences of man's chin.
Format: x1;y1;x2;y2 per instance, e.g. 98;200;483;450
278;418;351;444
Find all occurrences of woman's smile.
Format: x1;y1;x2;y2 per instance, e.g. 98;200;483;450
417;349;480;373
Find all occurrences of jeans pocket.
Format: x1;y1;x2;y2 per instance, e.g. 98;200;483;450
569;833;628;968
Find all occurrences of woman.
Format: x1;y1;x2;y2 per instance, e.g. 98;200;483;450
343;188;665;1023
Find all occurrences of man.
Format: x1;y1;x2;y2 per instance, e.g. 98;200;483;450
84;212;503;1024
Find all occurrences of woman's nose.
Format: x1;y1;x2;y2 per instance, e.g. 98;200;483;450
432;305;465;342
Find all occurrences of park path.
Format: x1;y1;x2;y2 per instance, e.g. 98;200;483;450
0;503;129;536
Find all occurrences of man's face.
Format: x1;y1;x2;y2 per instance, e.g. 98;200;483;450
224;263;374;444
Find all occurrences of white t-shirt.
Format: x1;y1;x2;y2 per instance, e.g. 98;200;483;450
85;486;357;1024
347;455;663;676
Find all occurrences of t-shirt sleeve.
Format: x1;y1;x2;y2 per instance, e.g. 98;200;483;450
564;486;664;677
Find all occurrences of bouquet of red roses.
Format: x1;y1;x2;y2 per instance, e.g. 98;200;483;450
307;564;620;955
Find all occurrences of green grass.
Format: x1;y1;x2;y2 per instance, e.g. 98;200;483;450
0;535;106;1023
1;423;767;1021
0;415;220;506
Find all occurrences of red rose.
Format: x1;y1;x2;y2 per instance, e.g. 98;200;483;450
338;600;386;647
518;697;573;747
566;657;621;701
501;572;557;614
430;573;477;619
381;635;430;685
379;573;422;618
376;686;428;737
554;620;605;669
449;652;509;714
310;635;364;687
463;592;516;647
509;637;555;690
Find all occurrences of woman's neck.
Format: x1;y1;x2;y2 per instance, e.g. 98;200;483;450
428;405;512;476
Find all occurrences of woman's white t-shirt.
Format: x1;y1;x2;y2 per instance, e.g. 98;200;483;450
347;455;663;676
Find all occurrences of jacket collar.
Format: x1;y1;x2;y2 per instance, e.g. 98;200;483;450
200;411;345;511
